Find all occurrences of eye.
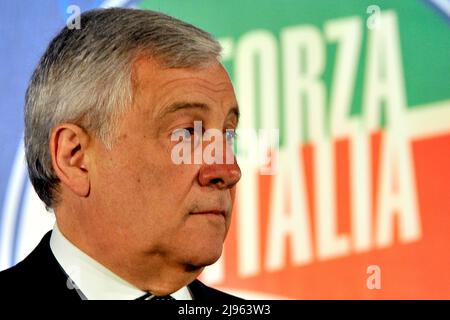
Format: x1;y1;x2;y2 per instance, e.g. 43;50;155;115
183;127;195;139
171;126;203;148
225;129;237;143
172;128;191;140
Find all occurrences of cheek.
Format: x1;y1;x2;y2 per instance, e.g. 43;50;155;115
121;153;198;218
123;162;200;247
90;138;200;235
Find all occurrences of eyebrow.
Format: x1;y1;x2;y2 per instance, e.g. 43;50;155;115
157;102;240;122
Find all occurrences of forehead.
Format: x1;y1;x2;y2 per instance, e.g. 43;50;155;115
132;57;237;117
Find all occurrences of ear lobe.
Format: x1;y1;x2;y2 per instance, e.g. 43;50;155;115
50;124;91;198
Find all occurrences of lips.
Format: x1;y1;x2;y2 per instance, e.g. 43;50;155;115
189;210;226;217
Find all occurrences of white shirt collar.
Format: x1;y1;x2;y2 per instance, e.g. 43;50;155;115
49;223;192;300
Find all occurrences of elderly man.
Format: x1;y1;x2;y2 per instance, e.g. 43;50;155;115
0;8;241;300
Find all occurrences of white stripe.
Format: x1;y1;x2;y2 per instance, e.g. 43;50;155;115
0;139;26;270
429;0;450;17
407;100;450;139
100;0;132;8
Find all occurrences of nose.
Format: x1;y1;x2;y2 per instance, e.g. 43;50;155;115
198;159;241;189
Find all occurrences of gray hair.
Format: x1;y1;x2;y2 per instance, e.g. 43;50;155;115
24;8;222;209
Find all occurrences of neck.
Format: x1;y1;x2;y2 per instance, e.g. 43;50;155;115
54;211;202;296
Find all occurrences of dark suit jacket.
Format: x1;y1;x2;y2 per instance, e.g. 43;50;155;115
0;231;241;301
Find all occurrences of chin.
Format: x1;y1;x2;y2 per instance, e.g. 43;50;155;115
186;244;224;268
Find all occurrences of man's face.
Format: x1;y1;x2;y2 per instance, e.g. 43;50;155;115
87;58;241;274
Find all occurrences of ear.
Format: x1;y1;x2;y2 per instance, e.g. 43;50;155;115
50;123;91;198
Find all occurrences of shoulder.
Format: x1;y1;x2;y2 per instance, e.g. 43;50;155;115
0;234;50;290
0;231;81;301
0;251;45;299
188;279;243;302
0;262;24;290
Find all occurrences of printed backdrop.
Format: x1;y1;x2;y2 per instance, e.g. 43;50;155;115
0;0;449;299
